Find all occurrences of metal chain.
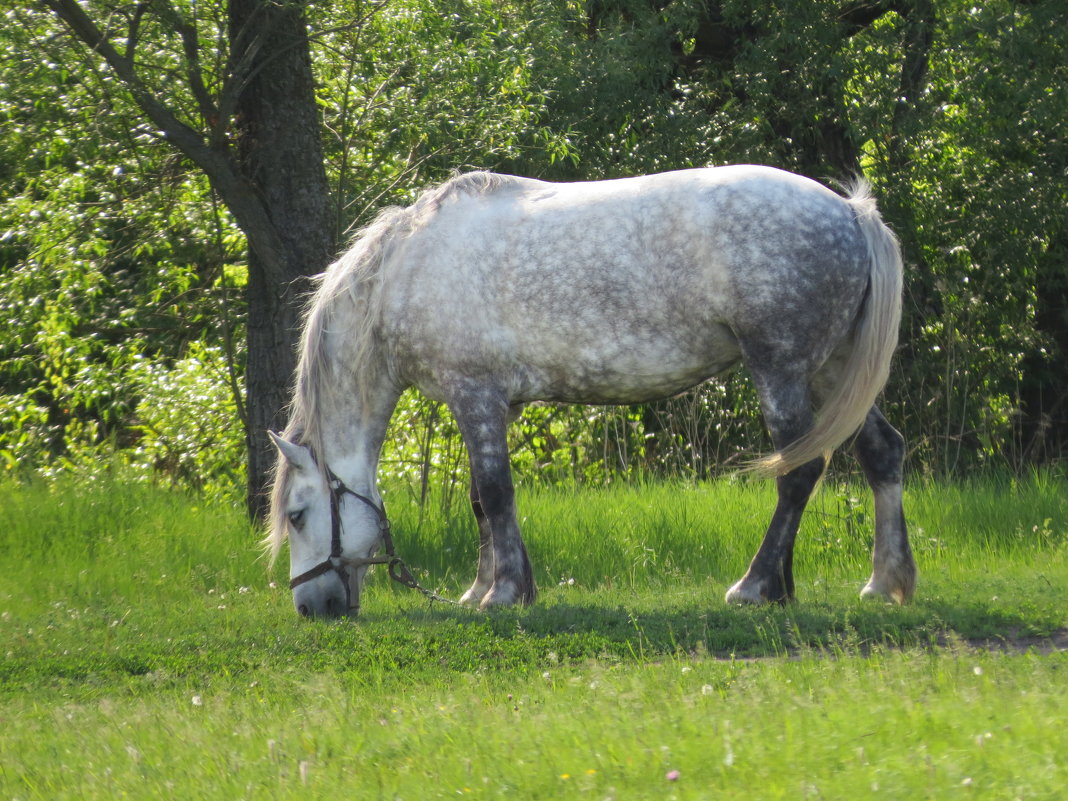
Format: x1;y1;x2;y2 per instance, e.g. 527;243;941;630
385;556;464;607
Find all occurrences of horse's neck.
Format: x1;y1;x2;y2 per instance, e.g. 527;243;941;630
318;388;397;495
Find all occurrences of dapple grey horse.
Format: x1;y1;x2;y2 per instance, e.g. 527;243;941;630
267;165;916;617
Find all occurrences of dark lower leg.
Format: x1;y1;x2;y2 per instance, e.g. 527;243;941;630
472;469;535;606
854;408;916;603
726;456;824;603
726;370;822;604
459;486;496;605
452;391;536;608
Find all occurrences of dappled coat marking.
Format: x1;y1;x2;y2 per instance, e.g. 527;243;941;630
268;166;917;617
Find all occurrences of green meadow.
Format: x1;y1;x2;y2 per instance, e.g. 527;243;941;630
2;475;1066;799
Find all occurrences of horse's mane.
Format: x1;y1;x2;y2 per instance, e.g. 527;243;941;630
266;171;511;560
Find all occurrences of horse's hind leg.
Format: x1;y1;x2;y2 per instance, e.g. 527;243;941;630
853;406;917;604
450;390;536;608
726;372;824;604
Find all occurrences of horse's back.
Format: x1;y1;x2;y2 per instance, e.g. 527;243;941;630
409;165;864;295
382;166;872;403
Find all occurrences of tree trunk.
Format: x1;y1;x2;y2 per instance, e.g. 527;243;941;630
45;0;337;519
229;0;334;519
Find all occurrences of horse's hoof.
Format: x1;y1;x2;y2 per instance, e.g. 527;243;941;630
860;579;909;605
725;577;766;605
478;585;517;609
459;583;489;607
479;580;533;609
861;561;916;605
726;573;794;605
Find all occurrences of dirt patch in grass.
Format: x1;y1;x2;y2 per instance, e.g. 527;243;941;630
959;627;1068;655
713;628;1068;663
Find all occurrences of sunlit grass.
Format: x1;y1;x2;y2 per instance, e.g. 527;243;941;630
4;645;1066;799
1;474;1066;798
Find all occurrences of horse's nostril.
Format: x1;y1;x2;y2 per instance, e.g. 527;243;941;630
297;604;311;617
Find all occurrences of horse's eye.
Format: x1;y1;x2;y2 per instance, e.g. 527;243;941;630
288;509;306;531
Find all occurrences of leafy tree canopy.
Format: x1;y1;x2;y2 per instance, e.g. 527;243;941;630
2;0;1065;496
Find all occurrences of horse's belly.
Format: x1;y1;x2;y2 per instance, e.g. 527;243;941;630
528;364;735;405
513;325;741;404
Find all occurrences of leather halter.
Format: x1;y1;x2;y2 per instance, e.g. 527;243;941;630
287;468;393;612
287;466;460;611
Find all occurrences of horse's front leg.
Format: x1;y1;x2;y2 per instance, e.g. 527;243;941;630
450;390;536;608
458;478;494;606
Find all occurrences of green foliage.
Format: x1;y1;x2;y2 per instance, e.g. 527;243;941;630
127;343;246;499
2;0;1066;492
0;6;246;483
316;0;579;231
880;1;1068;472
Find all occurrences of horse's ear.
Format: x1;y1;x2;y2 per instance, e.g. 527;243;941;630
268;431;315;472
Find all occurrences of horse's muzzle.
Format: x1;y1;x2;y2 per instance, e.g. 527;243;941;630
292;575;356;619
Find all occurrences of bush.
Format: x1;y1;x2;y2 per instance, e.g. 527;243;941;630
127;344;246;500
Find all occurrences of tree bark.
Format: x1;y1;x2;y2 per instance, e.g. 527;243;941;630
229;0;334;519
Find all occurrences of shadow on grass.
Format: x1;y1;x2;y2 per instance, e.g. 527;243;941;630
361;587;1068;671
8;580;1063;695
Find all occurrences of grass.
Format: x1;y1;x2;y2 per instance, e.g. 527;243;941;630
1;473;1066;799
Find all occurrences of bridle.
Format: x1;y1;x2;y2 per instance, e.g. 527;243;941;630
287;468;391;611
288;467;457;611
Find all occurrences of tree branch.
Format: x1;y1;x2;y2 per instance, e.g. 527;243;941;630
216;5;271;142
837;0;906;37
152;0;221;132
43;0;290;286
124;2;149;65
675;1;905;73
889;0;936;166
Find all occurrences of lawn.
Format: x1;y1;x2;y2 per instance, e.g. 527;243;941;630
1;474;1066;799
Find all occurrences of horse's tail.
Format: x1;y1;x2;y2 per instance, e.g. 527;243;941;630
756;180;903;476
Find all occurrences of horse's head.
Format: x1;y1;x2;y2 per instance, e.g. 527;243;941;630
268;432;387;618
